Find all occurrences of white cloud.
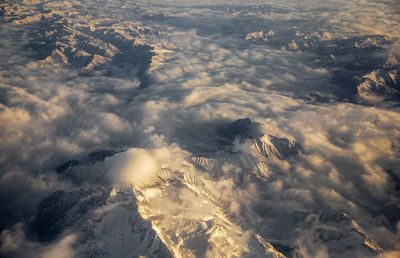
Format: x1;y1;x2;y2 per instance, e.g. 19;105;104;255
1;0;400;256
41;234;77;258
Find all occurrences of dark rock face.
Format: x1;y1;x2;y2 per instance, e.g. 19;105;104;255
29;187;109;242
170;118;264;155
55;160;80;174
55;150;119;174
219;118;263;143
54;150;121;186
269;135;303;158
172;118;302;160
87;150;118;163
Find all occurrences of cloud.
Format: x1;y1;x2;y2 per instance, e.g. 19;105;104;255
108;147;186;187
0;0;400;257
0;223;76;258
40;234;77;258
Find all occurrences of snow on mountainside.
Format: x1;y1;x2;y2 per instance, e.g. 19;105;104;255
1;0;400;257
2;0;399;105
357;68;400;104
24;119;383;258
28;185;172;257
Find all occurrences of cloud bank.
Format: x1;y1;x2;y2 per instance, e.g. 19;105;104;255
0;0;399;257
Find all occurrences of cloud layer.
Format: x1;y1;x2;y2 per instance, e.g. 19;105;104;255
0;0;400;257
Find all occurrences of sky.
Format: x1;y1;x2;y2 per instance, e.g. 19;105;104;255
0;0;400;257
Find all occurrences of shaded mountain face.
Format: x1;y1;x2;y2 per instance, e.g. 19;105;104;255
30;187;109;242
27;185;172;258
1;0;400;257
218;118;263;141
56;150;119;174
170;118;264;154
